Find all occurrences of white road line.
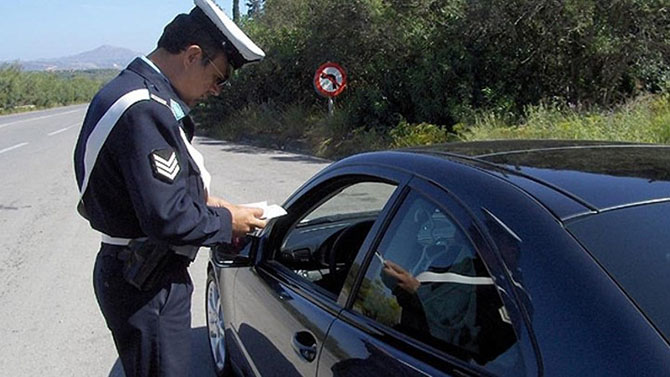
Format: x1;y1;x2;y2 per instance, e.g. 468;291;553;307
48;123;79;136
48;128;70;136
0;142;29;155
0;109;84;130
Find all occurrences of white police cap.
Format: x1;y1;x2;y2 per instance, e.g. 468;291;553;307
192;0;265;68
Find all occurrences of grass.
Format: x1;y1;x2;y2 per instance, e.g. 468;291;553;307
202;102;392;159
457;94;670;144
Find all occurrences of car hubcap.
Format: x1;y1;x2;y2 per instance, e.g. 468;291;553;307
207;278;226;371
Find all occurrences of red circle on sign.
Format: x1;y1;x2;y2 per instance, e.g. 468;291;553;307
314;62;347;98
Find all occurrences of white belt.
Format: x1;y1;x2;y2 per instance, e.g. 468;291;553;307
101;233;147;246
100;234;198;256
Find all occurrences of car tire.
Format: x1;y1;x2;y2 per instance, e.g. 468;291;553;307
206;268;232;376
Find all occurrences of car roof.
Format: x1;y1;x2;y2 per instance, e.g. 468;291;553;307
354;140;670;221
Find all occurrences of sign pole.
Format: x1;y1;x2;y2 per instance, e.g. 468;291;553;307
328;98;334;117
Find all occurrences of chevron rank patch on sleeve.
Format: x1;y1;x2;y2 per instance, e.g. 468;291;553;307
150;148;181;183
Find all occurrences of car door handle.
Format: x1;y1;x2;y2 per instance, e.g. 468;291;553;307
292;331;317;362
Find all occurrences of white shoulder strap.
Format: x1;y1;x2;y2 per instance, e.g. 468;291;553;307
79;89;150;198
179;127;212;193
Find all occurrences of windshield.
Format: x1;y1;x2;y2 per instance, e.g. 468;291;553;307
567;201;670;342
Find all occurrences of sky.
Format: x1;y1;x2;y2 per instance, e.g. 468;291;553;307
0;0;245;61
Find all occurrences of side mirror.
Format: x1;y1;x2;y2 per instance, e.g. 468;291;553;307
211;235;258;267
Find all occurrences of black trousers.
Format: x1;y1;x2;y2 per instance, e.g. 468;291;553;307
93;244;193;377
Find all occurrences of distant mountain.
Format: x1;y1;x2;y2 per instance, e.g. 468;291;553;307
15;45;142;71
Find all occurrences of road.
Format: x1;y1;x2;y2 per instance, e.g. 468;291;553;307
0;105;330;376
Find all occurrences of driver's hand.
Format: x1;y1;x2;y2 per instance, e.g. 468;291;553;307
382;260;421;293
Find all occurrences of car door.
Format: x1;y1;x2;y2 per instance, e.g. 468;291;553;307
230;170;409;376
317;177;530;377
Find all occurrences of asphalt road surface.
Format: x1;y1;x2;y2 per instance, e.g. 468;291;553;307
0;105;330;376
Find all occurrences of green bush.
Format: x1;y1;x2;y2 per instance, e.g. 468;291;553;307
310;122;390;159
202;100;320;151
389;120;452;148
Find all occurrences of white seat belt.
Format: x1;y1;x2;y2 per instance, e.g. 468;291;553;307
415;271;494;286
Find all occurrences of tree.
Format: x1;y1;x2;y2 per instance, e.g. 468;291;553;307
247;0;263;17
0;65;111;111
232;0;240;22
199;0;670;137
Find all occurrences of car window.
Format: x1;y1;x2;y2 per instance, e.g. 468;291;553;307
277;181;397;299
566;201;670;344
352;190;523;374
301;182;396;223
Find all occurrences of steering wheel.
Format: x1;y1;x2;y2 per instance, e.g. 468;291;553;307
327;220;374;276
313;228;341;268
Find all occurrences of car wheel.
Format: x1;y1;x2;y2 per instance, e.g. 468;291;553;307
206;268;231;376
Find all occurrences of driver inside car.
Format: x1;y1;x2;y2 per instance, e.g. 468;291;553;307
381;254;517;365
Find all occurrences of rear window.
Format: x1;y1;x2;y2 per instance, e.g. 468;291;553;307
567;201;670;341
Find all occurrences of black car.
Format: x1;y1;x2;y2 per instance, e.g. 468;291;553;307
205;140;670;377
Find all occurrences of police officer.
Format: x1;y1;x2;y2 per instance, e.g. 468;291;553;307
73;1;266;375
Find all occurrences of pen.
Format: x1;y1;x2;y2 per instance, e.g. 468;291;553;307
374;251;385;265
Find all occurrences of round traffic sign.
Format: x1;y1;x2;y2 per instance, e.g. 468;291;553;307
314;62;347;98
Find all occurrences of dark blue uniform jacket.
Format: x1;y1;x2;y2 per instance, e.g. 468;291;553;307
74;58;232;248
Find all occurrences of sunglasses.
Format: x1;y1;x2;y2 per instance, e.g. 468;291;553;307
203;53;232;89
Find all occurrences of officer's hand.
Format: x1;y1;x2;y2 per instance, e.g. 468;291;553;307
230;205;267;237
207;195;232;208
